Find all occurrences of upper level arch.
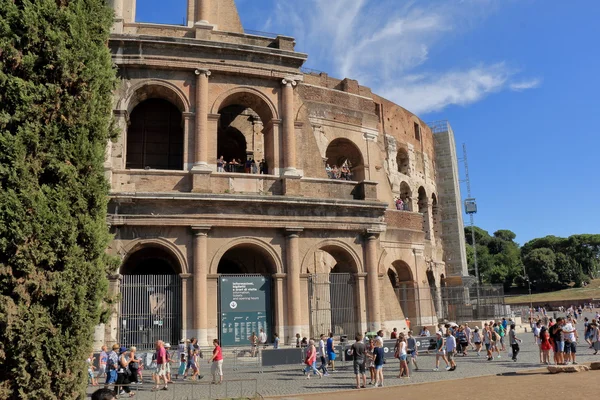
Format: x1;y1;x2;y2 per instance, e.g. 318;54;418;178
211;86;279;123
209;237;283;275
121;79;191;115
325;138;365;182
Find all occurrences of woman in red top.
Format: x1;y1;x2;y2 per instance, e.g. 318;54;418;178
209;339;224;384
540;327;552;365
302;340;322;379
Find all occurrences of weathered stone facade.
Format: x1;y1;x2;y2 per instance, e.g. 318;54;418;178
99;0;468;349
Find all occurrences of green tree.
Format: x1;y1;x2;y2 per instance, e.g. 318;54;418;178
0;1;117;398
523;248;559;290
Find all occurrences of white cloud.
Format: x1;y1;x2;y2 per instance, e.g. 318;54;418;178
266;0;540;115
510;78;542;92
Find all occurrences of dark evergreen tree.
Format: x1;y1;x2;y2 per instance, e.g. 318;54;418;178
0;0;117;398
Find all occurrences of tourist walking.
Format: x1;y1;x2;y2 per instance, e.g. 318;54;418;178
434;332;450;371
533;320;542;363
327;333;337;371
395;334;409;378
483;324;493;361
509;324;522;362
176;353;186;380
151;340;168;392
473;326;482;356
446;332;457;371
209;339;224;384
116;346;134;397
259;328;268;348
407;331;419;370
590;321;600;355
349;334;367;389
249;332;258;356
563;317;578;364
303;340;323;379
98;345;108;382
164;343;173;383
318;334;329;375
183;338;198;380
87;353;98;386
105;344;119;388
127;347;141;385
373;340;385;387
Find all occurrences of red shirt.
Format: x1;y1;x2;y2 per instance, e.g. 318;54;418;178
213;345;223;361
156;346;166;365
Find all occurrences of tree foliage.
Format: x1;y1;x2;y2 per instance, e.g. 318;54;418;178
0;1;117;398
466;227;600;293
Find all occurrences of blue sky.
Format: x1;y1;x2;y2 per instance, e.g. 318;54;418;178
136;0;599;245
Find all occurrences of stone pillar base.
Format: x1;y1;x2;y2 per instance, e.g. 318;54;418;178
111;18;124;34
191;169;211;193
195;22;215;39
282;176;301;196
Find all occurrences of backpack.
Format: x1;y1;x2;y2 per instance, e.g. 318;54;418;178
106;353;116;370
491;331;498;341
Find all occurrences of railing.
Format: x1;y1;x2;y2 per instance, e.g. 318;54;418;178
244;29;279;38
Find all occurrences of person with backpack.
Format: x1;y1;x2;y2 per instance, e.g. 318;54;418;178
116;346;134;397
104;344;119;388
490;323;501;358
433;331;450;371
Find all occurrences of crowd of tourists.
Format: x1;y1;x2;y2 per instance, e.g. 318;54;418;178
89;338;224;398
216;156;269;174
325;163;354;180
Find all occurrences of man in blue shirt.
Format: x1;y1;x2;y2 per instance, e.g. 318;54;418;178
326;333;336;371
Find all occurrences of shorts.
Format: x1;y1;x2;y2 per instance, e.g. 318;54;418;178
447;351;455;361
565;342;576;354
375;364;383;370
327;352;336;361
187;360;198;371
97;365;106;378
105;370;117;385
408;351;417;359
437;349;446;356
155;364;167;377
557;341;565;352
474;342;481;345
353;361;366;375
211;360;223;376
399;354;407;361
88;370;94;380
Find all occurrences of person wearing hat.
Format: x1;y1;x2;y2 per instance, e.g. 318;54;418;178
164;343;174;383
116;346;134;397
104;344;119;388
433;331;450;371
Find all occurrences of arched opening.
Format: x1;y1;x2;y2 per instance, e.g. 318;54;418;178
400;182;413;211
396;147;410;175
217;244;276;346
325;138;365;181
216;92;275;175
127;98;184;170
432;193;441;243
391;260;417;322
418;187;432;239
309;245;359;338
217;244;277;275
119;246;182;349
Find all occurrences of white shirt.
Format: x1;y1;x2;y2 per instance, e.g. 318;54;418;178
399;341;407;356
259;331;267;344
563;323;576;342
375;335;384;347
473;331;481;343
533;326;541;345
446;335;456;352
319;339;326;355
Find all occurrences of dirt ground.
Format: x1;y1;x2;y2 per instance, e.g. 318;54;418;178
268;367;599;400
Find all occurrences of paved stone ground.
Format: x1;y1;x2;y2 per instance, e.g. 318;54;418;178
87;312;600;399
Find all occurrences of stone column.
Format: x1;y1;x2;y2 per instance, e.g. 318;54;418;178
195;0;210;24
192;226;211;346
192;69;211;172
412;248;424;326
285;228;303;344
180;273;192;340
106;275;122;347
355;273;368;336
273;273;286;340
281;79;299;177
182;112;195;171
364;231;381;331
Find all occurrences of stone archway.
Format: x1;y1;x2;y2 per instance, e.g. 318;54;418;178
325;138;365;181
213;88;279;175
390;260;418;322
119;245;183;349
308;243;361;338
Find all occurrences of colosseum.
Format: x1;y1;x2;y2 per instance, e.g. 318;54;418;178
100;0;470;349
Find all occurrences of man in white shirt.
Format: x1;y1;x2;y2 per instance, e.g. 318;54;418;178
374;330;384;347
318;334;329;375
562;318;578;364
258;328;267;347
533;320;542;363
445;333;457;371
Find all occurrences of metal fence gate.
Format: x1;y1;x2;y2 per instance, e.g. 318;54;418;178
119;274;182;350
308;273;358;339
394;284;506;326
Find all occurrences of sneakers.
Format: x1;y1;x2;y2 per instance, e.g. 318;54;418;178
323;373;330;376
445;366;451;371
433;368;439;371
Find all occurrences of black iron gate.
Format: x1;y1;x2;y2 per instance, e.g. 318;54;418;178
308;273;358;339
119;274;182;350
